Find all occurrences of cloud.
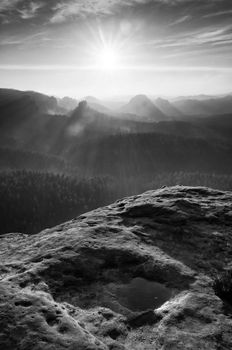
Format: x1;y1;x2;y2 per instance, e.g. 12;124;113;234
50;0;121;23
0;0;22;12
1;0;232;60
190;25;232;46
1;0;232;25
49;0;191;24
203;9;232;19
0;0;44;23
169;15;191;26
144;24;232;51
0;31;48;47
50;2;80;23
18;2;44;19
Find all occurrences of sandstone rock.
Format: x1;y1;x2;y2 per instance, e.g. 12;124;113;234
1;186;232;349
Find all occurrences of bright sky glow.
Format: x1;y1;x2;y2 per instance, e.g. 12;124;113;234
0;0;232;97
97;47;120;70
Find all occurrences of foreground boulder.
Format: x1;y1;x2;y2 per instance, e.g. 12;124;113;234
1;186;232;349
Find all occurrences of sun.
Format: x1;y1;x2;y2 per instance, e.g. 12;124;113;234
87;27;124;71
97;47;120;71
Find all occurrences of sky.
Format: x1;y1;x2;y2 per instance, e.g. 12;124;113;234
0;0;232;97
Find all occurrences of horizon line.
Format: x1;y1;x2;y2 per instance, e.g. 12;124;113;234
1;64;232;73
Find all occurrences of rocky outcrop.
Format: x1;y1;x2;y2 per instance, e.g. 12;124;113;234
1;186;232;349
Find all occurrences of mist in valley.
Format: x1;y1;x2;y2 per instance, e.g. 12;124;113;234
1;88;232;234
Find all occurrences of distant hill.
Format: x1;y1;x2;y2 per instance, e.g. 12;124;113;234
201;96;232;115
120;94;168;122
0;88;24;106
173;98;211;116
0;88;59;114
173;95;232;117
84;96;113;114
1;89;232;180
0;95;67;154
57;96;78;111
58;95;114;115
155;98;182;118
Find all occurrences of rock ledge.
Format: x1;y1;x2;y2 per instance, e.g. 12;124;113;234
1;186;232;349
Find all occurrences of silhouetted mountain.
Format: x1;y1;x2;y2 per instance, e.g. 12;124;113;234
84;96;100;104
0;88;24;106
172;94;215;101
89;102;112;114
202;96;232;115
155;98;182;117
0;95;67;154
173;95;232;117
173;99;210;116
57;96;78;111
65;101;157;137
1;89;232;182
0;95;39;129
0;88;59;114
23;91;58;113
120;94;168;122
0;97;154;155
84;96;113;114
67;100;110;131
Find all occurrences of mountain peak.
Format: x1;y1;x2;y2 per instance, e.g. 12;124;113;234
130;94;151;103
121;94;167;121
78;100;88;110
85;96;99;104
71;100;88;113
156;97;167;103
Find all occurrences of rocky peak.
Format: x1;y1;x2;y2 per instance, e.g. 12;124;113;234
71;100;88;115
1;186;232;349
68;100;89;122
78;100;88;110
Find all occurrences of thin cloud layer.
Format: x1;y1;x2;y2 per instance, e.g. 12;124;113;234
0;0;22;12
50;0;120;23
18;2;44;20
0;0;232;96
0;0;231;23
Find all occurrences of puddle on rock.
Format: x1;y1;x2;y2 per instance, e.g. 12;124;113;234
111;277;175;312
52;276;176;316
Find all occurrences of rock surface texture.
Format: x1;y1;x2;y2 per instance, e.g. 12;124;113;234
1;186;232;349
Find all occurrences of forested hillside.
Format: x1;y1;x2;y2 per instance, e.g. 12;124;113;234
0;171;117;234
1;89;232;235
0;148;69;172
66;132;232;178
